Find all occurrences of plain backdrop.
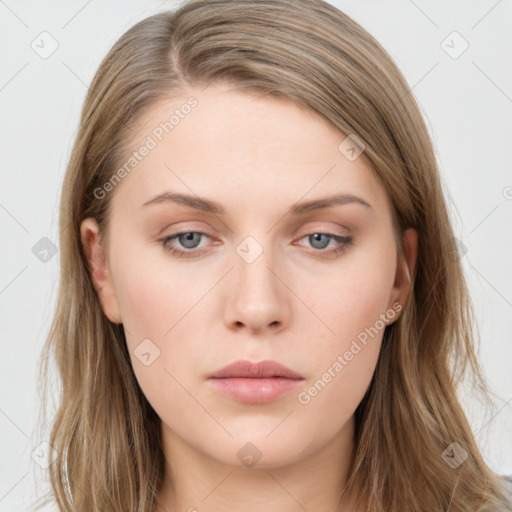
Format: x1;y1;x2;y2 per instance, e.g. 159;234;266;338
1;0;511;510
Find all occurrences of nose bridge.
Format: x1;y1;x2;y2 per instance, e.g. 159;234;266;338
225;233;288;332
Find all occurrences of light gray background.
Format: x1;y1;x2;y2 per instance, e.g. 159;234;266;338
1;0;511;510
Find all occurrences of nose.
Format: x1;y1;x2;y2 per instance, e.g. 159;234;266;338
223;242;291;335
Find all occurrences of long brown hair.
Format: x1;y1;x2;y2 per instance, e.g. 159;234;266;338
33;0;511;510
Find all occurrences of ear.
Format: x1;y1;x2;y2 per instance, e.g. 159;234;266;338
80;217;122;324
388;228;418;315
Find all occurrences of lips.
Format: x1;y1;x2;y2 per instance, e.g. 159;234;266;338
208;359;304;380
207;360;305;404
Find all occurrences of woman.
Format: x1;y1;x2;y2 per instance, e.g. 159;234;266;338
34;0;512;510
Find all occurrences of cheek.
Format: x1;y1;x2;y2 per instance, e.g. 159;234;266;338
110;241;194;338
297;239;396;406
307;239;397;349
114;264;169;338
109;243;213;386
294;282;389;438
109;247;193;414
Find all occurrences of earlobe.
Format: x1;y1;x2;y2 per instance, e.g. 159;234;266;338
80;218;122;324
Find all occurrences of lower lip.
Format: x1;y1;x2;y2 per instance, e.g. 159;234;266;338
207;377;304;404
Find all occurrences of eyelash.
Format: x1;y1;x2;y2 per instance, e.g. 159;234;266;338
159;230;353;259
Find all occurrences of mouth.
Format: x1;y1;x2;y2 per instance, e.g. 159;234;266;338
208;359;304;379
207;359;305;404
207;376;305;404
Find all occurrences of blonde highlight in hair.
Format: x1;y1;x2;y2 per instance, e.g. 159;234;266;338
33;0;510;510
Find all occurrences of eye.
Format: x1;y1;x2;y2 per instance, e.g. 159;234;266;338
159;230;353;259
159;231;212;258
295;232;353;258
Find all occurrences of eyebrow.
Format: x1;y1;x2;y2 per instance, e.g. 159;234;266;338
141;191;373;215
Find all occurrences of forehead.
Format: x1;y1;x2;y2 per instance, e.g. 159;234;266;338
110;82;389;218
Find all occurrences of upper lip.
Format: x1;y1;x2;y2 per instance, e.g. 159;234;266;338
208;359;304;380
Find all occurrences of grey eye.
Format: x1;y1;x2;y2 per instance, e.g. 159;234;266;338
308;233;332;250
177;232;203;249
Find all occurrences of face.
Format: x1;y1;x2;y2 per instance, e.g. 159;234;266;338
81;82;416;470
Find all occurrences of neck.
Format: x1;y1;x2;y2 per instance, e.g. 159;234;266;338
155;416;365;512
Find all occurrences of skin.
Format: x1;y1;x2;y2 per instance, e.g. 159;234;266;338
81;82;417;512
